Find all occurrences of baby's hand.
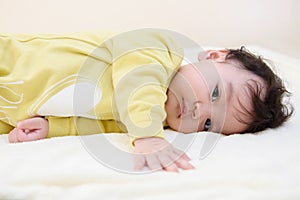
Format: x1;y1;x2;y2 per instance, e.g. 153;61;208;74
8;117;49;143
133;137;195;172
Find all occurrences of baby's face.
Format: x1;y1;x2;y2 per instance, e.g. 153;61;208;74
165;50;265;135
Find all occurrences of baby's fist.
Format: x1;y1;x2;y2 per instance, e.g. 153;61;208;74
9;117;49;143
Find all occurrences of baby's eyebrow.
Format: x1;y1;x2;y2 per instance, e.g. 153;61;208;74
226;82;234;105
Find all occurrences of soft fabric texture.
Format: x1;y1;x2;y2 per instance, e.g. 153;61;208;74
0;46;299;199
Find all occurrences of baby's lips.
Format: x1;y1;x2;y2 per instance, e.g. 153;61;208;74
178;98;187;118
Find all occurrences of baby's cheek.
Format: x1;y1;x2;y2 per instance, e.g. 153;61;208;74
178;118;201;133
166;116;179;131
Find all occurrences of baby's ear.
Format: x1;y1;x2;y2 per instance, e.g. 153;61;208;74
198;50;228;62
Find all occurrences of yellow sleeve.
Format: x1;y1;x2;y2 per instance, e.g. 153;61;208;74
111;30;183;143
46;116;106;138
0;120;14;134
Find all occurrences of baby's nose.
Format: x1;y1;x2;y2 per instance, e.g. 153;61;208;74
192;102;210;120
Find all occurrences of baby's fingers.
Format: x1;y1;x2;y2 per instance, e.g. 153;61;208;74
8;128;19;143
16;129;41;142
158;154;179;173
173;148;191;161
175;158;195;170
134;154;146;171
170;149;195;170
146;154;162;172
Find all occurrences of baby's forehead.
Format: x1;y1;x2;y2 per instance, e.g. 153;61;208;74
218;62;266;131
227;81;266;130
219;60;265;86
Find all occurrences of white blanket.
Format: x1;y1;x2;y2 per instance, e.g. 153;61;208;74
0;46;299;200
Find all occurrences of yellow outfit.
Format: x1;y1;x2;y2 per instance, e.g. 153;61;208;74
0;29;183;141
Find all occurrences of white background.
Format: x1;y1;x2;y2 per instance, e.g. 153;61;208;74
1;0;299;58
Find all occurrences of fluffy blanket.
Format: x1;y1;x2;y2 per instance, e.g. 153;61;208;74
0;46;299;200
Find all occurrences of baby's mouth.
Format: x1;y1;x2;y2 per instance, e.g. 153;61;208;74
178;98;186;118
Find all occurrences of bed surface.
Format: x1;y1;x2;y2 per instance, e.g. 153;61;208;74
0;46;299;200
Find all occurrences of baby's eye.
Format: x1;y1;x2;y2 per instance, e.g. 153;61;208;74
204;118;211;131
212;86;219;101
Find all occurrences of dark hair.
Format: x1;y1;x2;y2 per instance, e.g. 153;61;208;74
226;46;294;133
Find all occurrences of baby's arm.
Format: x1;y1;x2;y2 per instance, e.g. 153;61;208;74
8;117;48;143
9;116;108;142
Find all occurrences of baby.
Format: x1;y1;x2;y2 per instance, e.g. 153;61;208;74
0;29;293;172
